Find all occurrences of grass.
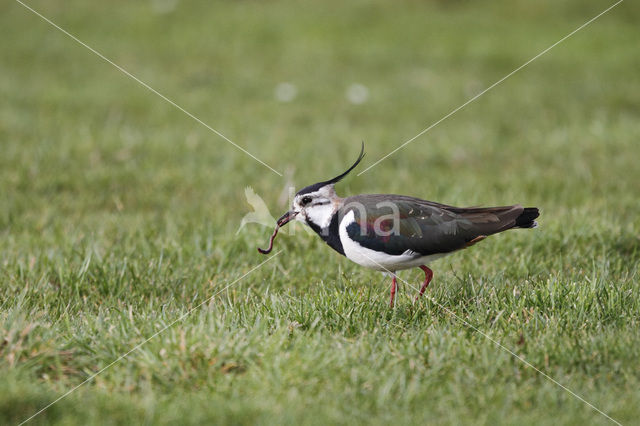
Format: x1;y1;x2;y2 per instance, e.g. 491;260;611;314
1;0;639;424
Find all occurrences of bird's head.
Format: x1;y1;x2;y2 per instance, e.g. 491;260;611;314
276;143;365;230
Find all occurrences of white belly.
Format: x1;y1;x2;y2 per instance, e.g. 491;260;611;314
338;211;449;272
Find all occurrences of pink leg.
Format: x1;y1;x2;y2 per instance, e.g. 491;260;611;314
389;276;397;308
415;265;433;301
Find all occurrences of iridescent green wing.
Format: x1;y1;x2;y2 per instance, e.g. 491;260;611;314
342;195;522;256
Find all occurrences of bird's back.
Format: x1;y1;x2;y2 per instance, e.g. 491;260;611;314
339;194;538;257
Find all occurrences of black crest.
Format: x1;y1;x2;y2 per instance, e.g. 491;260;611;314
296;143;365;196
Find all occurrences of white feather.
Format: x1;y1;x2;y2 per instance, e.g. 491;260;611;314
304;203;335;229
338;210;449;272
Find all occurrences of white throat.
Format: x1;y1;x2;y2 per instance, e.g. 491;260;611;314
303;204;336;229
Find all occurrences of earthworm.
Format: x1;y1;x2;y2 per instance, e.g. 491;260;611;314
257;225;279;254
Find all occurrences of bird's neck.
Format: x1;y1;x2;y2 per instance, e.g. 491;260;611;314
305;205;345;256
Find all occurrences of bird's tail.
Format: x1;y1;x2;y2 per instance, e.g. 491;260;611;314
515;207;539;228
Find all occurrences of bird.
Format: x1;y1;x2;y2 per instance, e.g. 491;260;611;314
261;143;539;307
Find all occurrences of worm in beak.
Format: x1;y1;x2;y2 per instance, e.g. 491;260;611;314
257;211;298;254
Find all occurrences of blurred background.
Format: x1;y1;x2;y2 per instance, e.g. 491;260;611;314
2;0;638;236
1;0;639;424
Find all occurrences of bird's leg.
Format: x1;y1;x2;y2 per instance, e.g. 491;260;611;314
415;265;433;301
389;276;397;308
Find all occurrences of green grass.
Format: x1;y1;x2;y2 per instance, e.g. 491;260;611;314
1;0;639;424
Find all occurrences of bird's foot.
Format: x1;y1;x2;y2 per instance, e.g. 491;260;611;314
414;265;433;302
389;276;397;308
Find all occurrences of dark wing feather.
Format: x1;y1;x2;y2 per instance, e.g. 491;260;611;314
341;194;526;256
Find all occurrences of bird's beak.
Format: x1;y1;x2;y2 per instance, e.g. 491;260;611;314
277;210;298;227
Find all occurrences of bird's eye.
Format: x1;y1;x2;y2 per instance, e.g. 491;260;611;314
301;196;312;205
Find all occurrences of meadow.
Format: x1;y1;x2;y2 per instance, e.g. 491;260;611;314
1;0;639;424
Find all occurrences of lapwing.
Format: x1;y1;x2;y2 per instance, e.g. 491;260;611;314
259;144;539;307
